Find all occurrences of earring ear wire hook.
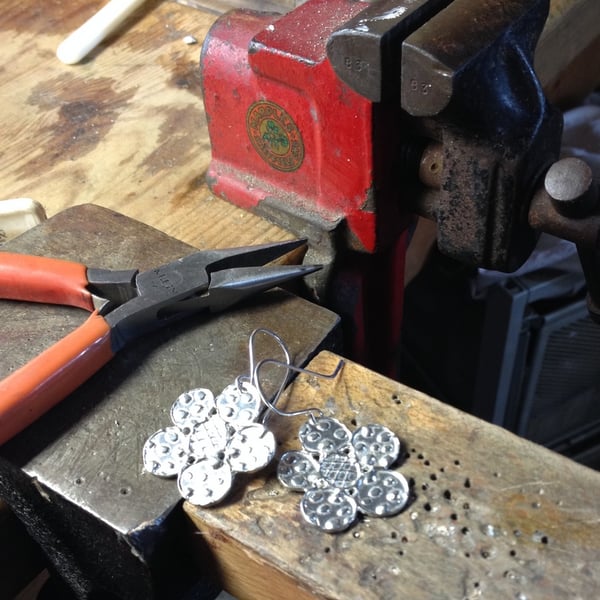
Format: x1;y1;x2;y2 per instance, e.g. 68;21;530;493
253;357;345;421
236;327;292;389
236;328;294;418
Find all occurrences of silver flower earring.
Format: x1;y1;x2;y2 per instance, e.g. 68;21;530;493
142;328;291;506
254;358;411;533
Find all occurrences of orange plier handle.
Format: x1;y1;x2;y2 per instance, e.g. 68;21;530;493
0;253;114;445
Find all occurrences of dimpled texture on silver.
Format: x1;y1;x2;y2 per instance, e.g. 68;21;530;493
300;486;358;532
355;470;410;517
278;451;321;491
226;423;276;473
216;383;261;424
145;382;276;506
142;426;190;477
352;423;400;469
299;416;351;454
170;387;216;430
177;458;233;506
278;415;410;532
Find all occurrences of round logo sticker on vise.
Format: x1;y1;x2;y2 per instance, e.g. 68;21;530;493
246;101;304;172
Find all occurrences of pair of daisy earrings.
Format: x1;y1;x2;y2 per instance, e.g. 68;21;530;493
143;329;410;533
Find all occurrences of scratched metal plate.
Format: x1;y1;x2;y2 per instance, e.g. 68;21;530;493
0;205;340;539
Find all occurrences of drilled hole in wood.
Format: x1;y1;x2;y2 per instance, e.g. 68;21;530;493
464;478;471;488
443;490;452;500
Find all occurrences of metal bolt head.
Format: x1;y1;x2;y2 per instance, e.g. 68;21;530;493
544;157;596;217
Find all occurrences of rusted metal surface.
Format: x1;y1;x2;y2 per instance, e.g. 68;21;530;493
326;0;453;102
401;0;549;116
544;157;597;217
402;0;563;271
529;157;600;322
187;351;600;600
0;205;340;599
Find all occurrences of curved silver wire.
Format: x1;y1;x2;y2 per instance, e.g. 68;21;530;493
235;328;292;410
253;357;345;421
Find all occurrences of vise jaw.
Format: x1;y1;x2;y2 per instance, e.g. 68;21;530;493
200;0;407;269
201;0;562;274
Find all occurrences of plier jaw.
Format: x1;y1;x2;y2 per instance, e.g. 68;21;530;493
103;238;320;351
87;268;138;312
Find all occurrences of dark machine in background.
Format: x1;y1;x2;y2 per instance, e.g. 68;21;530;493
401;235;600;469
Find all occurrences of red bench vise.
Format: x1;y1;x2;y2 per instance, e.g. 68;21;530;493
200;0;567;372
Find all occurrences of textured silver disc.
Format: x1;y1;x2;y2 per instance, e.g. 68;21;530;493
226;424;276;473
352;423;400;469
170;388;216;431
216;383;261;424
143;426;190;478
299;416;351;455
355;470;410;517
189;414;230;461
177;458;233;506
319;451;361;489
300;487;358;532
277;451;320;491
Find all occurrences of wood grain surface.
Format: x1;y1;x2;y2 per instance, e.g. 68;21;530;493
187;351;600;600
1;0;599;597
0;0;291;251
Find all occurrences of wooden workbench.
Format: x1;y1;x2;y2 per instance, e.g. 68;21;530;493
1;0;600;598
0;0;291;250
186;351;600;600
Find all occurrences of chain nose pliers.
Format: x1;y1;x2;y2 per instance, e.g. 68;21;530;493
0;240;318;445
